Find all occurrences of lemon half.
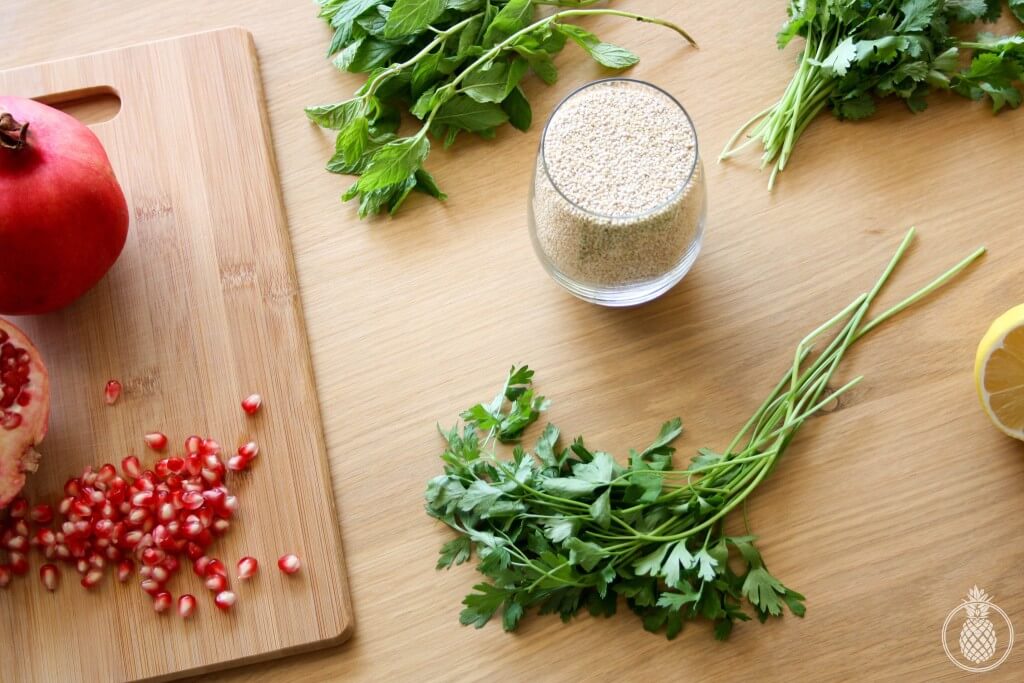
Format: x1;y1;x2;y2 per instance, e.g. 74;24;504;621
976;304;1024;440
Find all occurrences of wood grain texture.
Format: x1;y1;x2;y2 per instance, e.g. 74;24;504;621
4;2;1024;682
0;29;352;682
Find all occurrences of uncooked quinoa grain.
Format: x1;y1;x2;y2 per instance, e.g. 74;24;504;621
532;80;705;287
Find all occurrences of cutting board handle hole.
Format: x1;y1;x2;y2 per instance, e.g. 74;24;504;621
36;87;121;126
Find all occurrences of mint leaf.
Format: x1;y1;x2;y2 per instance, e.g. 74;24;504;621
434;95;510;131
483;0;534;47
502;86;533;131
462;58;530;103
384;0;447;39
305;99;362;129
556;23;639;69
354;136;430;191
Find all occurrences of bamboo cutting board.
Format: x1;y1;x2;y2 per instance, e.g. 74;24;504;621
0;28;352;682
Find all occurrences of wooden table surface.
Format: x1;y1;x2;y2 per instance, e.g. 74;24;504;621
4;2;1024;681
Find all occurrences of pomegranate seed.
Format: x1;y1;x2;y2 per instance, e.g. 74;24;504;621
184;435;203;455
193;556;211;577
121;455;142;479
13;520;28;536
118;560;133;582
178;594;196;618
58;497;72;515
104;379;122;405
237;556;258;580
8;496;28;518
140;578;162;595
6;535;27;552
0;565;12;588
202;489;225;509
9;552;28;575
76;559;90;574
201;439;222;455
153;591;172;613
29;505;52;528
89;553;105;569
241;393;262;415
206;558;227;578
151;566;169;583
211;519;230;535
181;490;203;510
132;491;155;507
227;455;248;472
40;564;59;591
139;565;153;579
64;478;81;497
162;556;180;573
157;503;175;523
186;542;204;560
141;548;164;566
81;568;103;589
238;441;259;459
278;554;301;575
35;528;55;546
97;463;117;483
214;590;236;610
94;519;114;537
144;432;168;451
205;574;228;592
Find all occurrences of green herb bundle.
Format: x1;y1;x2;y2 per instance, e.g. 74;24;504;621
720;0;1024;188
306;0;695;217
426;229;983;639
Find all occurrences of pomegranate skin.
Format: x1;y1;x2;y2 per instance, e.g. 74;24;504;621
0;96;129;314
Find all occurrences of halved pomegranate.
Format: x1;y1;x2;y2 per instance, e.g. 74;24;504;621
0;318;49;509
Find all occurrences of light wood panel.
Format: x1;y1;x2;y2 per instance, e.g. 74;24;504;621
4;3;1024;682
0;29;351;681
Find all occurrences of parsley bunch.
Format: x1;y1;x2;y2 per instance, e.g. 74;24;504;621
306;0;695;217
426;228;984;639
720;0;1024;188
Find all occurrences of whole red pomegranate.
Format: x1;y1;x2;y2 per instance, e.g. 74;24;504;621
0;96;129;314
0;317;49;509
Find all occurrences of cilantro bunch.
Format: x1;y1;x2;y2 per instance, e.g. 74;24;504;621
305;0;695;217
426;228;984;639
720;0;1024;188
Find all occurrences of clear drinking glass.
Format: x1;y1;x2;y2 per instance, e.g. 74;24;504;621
528;78;707;307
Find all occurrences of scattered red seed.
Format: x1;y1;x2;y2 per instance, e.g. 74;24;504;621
277;554;301;575
117;560;133;582
104;379;122;406
0;565;11;588
205;574;228;592
237;556;258;580
121;455;142;479
226;455;247;472
153;591;172;613
241;393;262;415
205;558;227;578
214;590;236;610
238;441;259;460
40;564;59;591
193;556;211;577
81;568;103;589
178;594;196;618
184;435;203;455
144;432;168;451
8;496;28;518
140;578;162;595
9;552;28;575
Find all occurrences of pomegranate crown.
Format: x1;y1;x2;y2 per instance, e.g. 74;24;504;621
0;109;29;151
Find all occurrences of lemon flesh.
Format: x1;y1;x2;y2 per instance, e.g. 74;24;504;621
975;304;1024;440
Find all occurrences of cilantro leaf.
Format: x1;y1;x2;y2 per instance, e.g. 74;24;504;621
460;583;508;628
437;536;472;569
